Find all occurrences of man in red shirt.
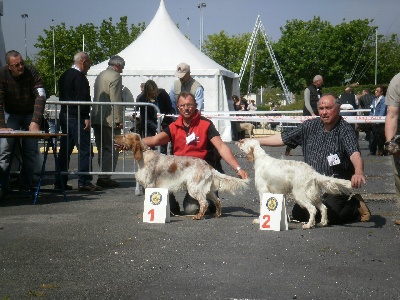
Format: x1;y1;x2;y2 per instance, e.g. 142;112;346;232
143;92;248;215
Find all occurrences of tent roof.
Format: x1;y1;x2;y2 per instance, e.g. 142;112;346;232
88;0;237;78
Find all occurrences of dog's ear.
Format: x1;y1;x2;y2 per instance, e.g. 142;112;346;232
132;135;143;161
246;146;255;162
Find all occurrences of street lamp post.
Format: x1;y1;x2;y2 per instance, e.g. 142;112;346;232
197;3;206;51
21;13;28;59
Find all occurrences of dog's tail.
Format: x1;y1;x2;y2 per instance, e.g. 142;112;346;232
316;174;353;195
212;171;249;194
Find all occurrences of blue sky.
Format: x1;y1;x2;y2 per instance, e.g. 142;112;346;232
2;0;400;58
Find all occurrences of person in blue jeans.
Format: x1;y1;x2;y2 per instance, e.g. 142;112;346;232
0;50;46;191
55;52;102;192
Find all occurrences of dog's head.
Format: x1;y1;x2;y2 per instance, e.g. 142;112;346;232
114;133;144;161
235;139;259;162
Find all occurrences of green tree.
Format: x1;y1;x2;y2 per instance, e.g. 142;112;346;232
34;17;145;96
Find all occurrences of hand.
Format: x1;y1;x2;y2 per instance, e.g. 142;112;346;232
351;174;366;189
237;168;248;179
84;119;90;131
29;122;41;132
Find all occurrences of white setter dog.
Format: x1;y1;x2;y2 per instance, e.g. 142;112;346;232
236;139;353;229
114;133;249;220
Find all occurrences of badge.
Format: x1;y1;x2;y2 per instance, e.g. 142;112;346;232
327;153;340;166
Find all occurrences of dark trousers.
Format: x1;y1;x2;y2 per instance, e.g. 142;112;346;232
56;113;93;186
292;193;360;225
369;124;385;155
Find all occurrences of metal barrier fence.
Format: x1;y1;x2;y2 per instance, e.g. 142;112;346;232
44;101;161;177
43;101;385;178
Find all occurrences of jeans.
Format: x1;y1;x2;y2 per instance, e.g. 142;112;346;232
0;113;38;189
56;113;93;186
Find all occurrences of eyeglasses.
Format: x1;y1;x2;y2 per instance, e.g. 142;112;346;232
9;61;24;68
178;104;195;109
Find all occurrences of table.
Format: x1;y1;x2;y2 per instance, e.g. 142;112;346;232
0;131;67;204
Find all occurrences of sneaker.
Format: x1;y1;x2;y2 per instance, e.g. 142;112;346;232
54;183;73;190
355;195;371;222
96;178;119;188
78;183;103;192
395;219;400;225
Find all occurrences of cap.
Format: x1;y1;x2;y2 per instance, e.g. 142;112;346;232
175;63;190;78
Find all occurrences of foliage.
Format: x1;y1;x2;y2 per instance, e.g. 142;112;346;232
33;17;145;96
203;16;400;97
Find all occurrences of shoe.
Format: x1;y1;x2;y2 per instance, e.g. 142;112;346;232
376;150;384;156
395;219;400;225
355;195;371;222
78;183;103;192
54;183;73;190
96;178;119;188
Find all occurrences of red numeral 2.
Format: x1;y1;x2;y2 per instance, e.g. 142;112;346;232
262;215;271;228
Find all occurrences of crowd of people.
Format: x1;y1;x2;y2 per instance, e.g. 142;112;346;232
0;48;399;226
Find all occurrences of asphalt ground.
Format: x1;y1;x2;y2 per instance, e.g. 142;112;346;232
1;133;400;300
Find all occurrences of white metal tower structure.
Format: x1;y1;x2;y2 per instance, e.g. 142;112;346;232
239;15;292;104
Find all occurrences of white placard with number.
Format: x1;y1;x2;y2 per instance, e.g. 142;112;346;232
143;188;170;223
259;193;288;231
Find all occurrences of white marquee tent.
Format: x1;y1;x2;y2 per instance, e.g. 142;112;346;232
87;0;239;141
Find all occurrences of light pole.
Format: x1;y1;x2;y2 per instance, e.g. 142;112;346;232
21;13;28;59
197;3;206;51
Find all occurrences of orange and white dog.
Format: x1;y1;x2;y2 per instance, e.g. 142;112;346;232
115;133;249;220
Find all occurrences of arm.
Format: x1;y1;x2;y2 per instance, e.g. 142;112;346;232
194;86;204;112
349;151;366;188
169;86;177;114
304;88;315;116
385;105;398;141
255;134;285;147
210;136;248;179
110;74;123;127
29;65;46;130
142;132;170;148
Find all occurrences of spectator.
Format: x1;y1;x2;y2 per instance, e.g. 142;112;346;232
287;74;323;156
0;50;46;191
384;72;400;225
91;55;125;188
369;86;387;156
137;79;174;154
248;99;257;111
136;82;145;102
169;63;204;113
229;95;239;141
358;88;374;141
55;52;102;192
240;96;249;111
303;75;323;116
142;92;248;215
255;94;371;224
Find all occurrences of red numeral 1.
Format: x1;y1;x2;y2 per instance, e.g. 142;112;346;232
262;215;271;228
148;209;155;221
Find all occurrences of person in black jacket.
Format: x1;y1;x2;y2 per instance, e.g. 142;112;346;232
55;52;102;192
137;79;175;154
